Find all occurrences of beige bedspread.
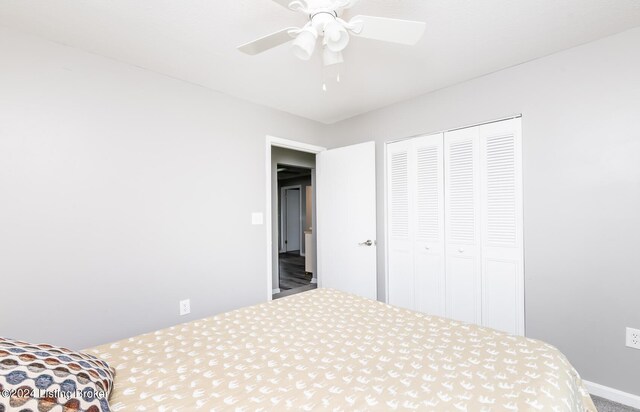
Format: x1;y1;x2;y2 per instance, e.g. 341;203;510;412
88;288;595;411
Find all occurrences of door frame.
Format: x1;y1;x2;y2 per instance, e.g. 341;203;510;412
280;185;303;253
266;136;326;301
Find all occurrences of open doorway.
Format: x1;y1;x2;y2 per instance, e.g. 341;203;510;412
277;166;313;298
269;140;322;300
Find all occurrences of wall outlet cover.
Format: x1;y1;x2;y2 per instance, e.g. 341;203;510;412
626;327;640;350
179;299;191;316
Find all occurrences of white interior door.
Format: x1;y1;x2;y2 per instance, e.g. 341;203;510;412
444;126;482;324
317;141;377;300
284;188;301;252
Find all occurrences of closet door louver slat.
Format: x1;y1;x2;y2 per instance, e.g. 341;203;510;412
390;151;410;238
416;146;440;242
485;134;517;245
447;140;476;243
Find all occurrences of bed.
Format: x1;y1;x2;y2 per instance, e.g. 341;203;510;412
88;289;596;411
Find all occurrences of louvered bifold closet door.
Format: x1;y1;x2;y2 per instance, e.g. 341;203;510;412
412;134;445;316
387;140;414;310
479;119;524;335
444;127;482;324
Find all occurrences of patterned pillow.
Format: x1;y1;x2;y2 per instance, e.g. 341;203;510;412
0;337;115;412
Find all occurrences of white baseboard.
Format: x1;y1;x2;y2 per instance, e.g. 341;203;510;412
272;288;281;294
584;380;640;409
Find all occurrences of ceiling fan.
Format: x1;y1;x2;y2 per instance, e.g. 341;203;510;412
238;0;426;68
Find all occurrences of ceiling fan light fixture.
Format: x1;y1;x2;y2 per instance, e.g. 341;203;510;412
323;20;349;52
238;0;427;87
291;24;318;61
322;44;343;67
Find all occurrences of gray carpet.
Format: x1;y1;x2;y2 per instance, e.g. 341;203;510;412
592;395;640;412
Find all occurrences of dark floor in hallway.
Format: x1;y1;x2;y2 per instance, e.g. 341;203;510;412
278;251;312;290
273;283;317;300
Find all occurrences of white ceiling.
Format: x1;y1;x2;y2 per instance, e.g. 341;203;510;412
1;0;639;123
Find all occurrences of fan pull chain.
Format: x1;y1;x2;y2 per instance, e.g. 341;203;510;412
322;63;343;92
322;65;327;92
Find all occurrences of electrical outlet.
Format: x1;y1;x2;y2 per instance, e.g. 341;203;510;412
179;299;191;316
626;327;640;350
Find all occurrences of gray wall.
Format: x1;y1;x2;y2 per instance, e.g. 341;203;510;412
0;28;325;350
270;147;315;290
324;27;640;395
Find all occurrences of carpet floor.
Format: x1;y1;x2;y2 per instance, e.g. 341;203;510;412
592;396;639;412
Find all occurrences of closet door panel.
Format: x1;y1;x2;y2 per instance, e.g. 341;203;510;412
414;253;444;314
448;256;479;322
389;248;413;309
413;134;445;316
444;127;482;324
387;141;414;310
483;259;518;333
480;119;524;335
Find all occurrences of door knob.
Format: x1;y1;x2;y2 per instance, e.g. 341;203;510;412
458;248;465;253
359;240;374;246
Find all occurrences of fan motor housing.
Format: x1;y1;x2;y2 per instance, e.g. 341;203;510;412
309;10;339;33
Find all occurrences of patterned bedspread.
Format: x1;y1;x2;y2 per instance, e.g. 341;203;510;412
88;288;595;411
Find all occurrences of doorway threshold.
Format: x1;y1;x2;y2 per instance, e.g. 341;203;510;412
272;283;317;300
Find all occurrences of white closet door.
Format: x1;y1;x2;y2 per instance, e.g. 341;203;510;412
480;119;524;335
387;139;414;309
444;127;482;324
413;134;445;316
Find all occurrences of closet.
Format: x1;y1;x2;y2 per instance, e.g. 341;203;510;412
387;118;524;335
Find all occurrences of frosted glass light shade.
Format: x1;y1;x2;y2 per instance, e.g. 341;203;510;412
291;28;318;61
323;46;344;66
323;20;349;52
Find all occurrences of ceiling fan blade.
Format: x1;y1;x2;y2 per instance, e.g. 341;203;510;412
349;15;426;45
340;0;362;9
271;0;293;9
271;0;308;11
238;28;297;56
